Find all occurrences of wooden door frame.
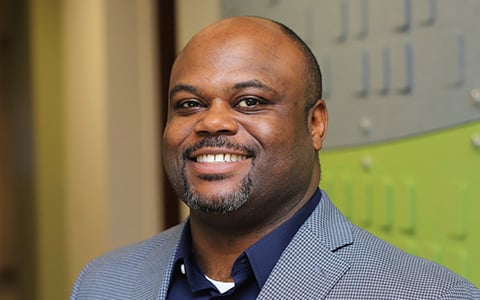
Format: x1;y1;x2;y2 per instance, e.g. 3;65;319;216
157;0;180;228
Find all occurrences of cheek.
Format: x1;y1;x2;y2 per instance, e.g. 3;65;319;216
162;132;188;194
163;118;194;149
247;119;301;165
162;121;191;172
257;113;308;149
253;115;313;176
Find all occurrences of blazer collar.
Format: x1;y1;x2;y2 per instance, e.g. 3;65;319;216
306;190;354;252
258;191;353;299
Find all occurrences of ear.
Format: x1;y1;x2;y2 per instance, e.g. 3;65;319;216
308;99;328;151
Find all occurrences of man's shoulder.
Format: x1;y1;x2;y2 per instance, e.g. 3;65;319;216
301;192;479;298
96;223;183;261
336;224;480;298
70;223;184;299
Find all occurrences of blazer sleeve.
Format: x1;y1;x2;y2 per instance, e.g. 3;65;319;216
438;281;480;299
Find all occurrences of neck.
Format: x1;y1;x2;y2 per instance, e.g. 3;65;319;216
188;185;319;281
189;214;269;281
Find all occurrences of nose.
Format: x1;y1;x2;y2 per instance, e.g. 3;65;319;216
195;100;238;136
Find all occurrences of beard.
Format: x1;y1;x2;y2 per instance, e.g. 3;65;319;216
179;136;255;214
181;171;253;214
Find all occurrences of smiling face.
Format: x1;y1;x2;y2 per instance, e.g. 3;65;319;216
163;17;327;225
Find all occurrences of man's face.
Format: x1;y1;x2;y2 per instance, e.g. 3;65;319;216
163;19;325;219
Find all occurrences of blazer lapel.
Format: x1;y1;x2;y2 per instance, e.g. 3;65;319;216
258;191;353;300
132;223;185;300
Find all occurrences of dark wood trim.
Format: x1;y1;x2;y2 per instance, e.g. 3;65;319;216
157;0;180;229
0;0;36;298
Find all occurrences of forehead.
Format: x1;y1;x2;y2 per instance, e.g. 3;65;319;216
170;18;304;89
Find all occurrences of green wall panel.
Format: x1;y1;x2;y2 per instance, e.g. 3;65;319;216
321;121;480;285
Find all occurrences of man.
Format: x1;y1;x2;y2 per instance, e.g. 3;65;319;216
71;16;480;299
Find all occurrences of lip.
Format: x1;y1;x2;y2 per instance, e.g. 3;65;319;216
187;147;252;176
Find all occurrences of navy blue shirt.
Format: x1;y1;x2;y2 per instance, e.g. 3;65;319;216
167;189;322;299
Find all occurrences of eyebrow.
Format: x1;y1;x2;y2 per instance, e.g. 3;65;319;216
169;84;198;100
232;80;277;95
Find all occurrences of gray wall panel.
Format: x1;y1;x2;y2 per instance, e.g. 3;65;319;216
222;0;480;148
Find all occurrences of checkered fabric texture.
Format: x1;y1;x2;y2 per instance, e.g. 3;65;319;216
71;191;480;299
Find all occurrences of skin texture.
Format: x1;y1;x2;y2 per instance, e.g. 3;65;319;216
163;16;328;281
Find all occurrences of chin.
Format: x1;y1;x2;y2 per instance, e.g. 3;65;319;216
183;191;249;214
182;171;253;215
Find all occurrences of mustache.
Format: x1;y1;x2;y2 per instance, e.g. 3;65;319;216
183;136;255;159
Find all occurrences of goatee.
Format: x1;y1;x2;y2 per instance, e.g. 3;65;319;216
182;173;252;214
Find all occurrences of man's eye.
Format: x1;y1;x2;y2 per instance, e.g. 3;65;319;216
178;100;201;108
237;98;261;108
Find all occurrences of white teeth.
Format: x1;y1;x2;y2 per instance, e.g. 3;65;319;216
196;153;247;163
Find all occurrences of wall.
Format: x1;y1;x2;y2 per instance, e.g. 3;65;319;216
28;0;162;298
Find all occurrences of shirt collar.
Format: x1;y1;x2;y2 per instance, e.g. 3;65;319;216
174;223;213;293
243;189;321;287
173;188;322;291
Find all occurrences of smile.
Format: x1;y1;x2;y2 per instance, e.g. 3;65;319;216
196;153;248;163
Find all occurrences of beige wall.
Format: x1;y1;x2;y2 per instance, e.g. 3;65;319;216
176;0;221;50
30;0;68;298
29;0;161;298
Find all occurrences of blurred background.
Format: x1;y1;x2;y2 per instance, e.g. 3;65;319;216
0;0;479;299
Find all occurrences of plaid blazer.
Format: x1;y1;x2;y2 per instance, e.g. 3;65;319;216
71;191;480;299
